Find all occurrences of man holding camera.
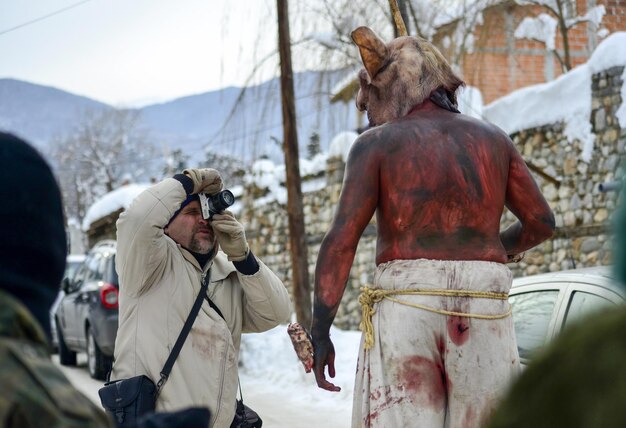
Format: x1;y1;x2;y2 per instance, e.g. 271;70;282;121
111;168;291;427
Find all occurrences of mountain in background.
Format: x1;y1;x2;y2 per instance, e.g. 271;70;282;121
0;78;110;147
0;70;360;164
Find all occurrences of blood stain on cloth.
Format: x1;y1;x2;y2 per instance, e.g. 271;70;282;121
448;315;470;346
463;405;476;428
368;386;405;423
397;355;450;409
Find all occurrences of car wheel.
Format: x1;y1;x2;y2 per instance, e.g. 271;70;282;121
56;320;77;366
86;325;112;380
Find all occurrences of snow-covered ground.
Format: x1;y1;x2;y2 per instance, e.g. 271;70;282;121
239;324;361;427
55;325;362;428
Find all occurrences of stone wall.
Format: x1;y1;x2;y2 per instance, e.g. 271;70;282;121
239;66;625;330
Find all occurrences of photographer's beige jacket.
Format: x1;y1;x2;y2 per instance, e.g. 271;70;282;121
111;178;291;428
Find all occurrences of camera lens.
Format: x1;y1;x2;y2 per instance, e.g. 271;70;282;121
219;190;235;207
209;190;235;213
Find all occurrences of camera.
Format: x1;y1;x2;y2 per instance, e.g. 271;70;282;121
198;190;235;220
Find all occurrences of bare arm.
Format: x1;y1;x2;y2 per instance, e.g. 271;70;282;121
500;142;555;256
311;135;379;390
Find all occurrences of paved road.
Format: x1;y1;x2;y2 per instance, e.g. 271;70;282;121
53;354;350;428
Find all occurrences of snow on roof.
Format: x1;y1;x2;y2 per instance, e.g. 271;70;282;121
483;31;626;163
458;85;484;119
328;131;358;162
82;183;150;231
330;71;359;100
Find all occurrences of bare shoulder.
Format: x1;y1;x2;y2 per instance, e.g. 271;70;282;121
455;114;517;152
458;113;511;137
346;126;388;161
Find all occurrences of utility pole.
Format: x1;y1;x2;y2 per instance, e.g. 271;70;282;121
277;0;312;328
389;0;409;37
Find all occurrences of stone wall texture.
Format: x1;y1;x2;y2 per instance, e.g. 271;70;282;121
238;66;626;330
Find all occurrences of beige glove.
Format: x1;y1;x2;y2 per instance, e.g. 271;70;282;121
183;168;223;195
211;210;249;261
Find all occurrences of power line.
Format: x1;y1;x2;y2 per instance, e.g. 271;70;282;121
0;0;95;36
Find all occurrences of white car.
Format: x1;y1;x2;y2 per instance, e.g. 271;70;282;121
50;254;86;351
509;265;625;366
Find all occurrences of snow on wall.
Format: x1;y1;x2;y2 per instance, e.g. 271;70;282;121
483;32;626;163
85;33;625;227
458;85;484;118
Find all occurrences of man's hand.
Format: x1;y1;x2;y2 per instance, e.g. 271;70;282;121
183;168;223;195
211;210;249;261
312;334;341;392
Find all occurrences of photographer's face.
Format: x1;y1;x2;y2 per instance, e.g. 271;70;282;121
164;201;215;254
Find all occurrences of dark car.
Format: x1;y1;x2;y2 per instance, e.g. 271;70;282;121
50;254;86;352
509;265;625;367
55;240;119;380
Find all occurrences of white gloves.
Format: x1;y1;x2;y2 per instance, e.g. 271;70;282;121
183;168;223;195
211;210;249;262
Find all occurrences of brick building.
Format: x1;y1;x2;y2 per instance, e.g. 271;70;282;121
433;0;626;104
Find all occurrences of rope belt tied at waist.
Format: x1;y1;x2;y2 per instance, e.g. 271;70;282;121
358;286;512;350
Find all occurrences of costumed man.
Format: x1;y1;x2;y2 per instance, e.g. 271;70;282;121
310;27;555;427
111;168;291;427
0;132;112;427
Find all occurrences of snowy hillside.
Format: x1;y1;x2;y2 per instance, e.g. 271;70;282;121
0;70;359;164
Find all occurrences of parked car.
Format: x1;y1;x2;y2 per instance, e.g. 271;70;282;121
55;240;119;380
509;265;625;366
50;254;86;352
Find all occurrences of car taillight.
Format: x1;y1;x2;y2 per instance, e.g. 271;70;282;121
100;283;119;309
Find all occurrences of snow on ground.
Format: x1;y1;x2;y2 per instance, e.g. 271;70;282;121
239;323;362;424
55;326;363;427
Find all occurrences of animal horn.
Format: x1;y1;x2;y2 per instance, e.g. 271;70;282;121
388;0;408;36
351;26;389;79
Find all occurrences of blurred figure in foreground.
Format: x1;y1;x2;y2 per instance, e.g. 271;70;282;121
487;181;626;428
0;132;112;427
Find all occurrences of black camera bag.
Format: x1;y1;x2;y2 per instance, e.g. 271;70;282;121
98;375;156;425
99;270;211;427
230;399;263;428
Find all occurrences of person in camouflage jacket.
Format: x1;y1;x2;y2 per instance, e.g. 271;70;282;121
0;132;112;427
0;291;112;427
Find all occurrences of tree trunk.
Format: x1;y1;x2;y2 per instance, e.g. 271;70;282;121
556;0;572;71
276;0;312;328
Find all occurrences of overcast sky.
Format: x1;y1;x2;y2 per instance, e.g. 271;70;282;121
0;0;280;107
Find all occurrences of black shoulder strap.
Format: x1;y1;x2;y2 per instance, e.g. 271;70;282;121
157;269;211;392
205;294;225;320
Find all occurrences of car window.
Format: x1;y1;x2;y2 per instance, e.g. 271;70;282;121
105;255;119;285
65;260;82;281
509;290;560;360
70;261;89;292
98;253;109;279
563;291;615;328
87;252;104;281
